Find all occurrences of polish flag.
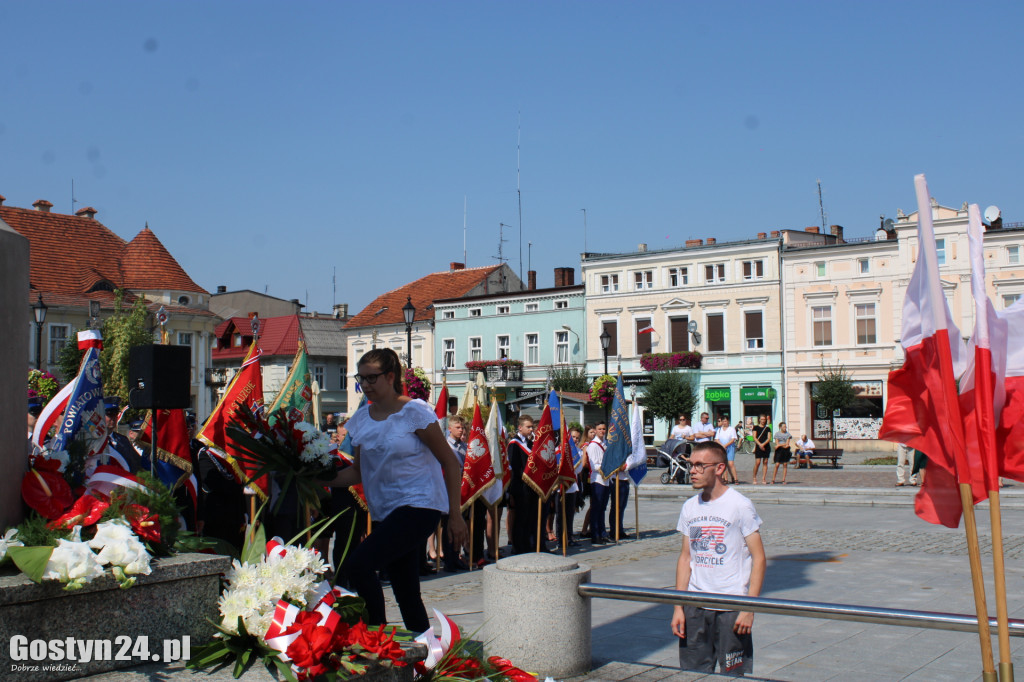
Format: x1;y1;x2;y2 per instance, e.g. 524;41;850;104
481;397;505;507
878;175;985;527
637;325;655;335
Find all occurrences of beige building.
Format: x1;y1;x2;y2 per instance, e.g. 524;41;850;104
783;201;1024;450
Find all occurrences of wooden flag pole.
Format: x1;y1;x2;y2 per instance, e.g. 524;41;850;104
248;496;257;548
614;472;621;542
435;522;442;574
560;484;567;557
468;501;475;571
536;496;542;553
634;484;640;541
960;483;997;682
988;489;1014;682
493;504;500;563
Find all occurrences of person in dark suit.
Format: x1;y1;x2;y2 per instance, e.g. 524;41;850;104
104;398;144;472
507;415;546;554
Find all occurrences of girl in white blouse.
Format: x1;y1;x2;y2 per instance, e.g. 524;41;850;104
331;349;468;633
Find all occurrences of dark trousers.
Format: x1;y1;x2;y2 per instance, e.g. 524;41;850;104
341;506;441;633
468;500;488;562
511;488;542;554
590;483;609;541
326;488;367;583
607;479;630;538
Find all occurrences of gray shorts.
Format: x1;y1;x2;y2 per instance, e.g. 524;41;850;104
678;606;753;676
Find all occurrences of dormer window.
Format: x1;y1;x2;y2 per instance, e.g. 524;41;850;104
178;295;191;306
233;333;242;347
89;280;115;293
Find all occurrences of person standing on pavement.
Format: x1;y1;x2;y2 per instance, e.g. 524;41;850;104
751;415;771;485
671;441;765;677
714;417;739;485
587;422;611;544
895;442;918;487
671;415;694;442
770;422;793;485
442;415;469;571
507;415;544;554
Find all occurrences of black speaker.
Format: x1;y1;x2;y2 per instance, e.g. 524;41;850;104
128;345;192;409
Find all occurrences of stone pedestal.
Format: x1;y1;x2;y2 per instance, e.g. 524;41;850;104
0;553;230;681
482;553;591;678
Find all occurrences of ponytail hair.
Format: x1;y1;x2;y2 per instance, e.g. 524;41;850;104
358;348;404;394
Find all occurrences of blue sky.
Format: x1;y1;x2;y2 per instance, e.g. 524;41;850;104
3;1;1022;315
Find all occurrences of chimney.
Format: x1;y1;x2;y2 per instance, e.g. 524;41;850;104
333;303;349;319
685;239;703;248
0;194;5;206
757;232;767;239
33;199;53;213
216;285;227;294
637;243;647;252
75;206;98;220
770;230;780;238
527;270;537;291
804;226;819;234
554;267;575;287
449;262;465;271
706;237;716;245
829;224;844;242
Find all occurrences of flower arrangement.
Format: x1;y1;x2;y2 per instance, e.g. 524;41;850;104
464;359;523;373
27;369;60;405
590;374;617;407
228;404;339;515
639;351;703;371
405;367;432;401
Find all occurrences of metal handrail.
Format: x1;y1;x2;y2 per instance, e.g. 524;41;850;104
578;583;1024;636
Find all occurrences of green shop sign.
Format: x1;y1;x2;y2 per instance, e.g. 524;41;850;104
704;387;731;402
740;386;777;401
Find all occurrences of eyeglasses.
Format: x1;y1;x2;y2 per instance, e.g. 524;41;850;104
689;461;722;473
355;371;386;385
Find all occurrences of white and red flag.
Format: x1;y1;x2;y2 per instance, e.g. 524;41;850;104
481;397;505;507
522;402;559;500
460;400;497;511
879;175;985;527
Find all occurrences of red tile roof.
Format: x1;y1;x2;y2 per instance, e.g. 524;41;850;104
212;315;301;360
345;265;506;329
1;202;208;304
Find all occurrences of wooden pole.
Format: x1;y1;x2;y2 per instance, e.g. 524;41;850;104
614;475;621;542
248;495;257;547
366;512;372;537
435;521;442;573
988;489;1014;682
560;484;567;556
493;504;500;563
634;482;640;541
959;483;997;682
536;496;542;553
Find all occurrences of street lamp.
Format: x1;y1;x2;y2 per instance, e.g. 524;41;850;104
599;328;611;420
402;295;416;367
32;293;48;370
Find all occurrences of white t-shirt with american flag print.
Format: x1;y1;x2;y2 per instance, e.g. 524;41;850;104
676;487;762;597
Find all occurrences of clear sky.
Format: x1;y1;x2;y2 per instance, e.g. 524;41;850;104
3;1;1022;316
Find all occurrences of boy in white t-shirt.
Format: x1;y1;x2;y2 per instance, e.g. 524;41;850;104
672;441;766;676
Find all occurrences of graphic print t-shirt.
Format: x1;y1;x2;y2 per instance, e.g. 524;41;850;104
676;487;762;596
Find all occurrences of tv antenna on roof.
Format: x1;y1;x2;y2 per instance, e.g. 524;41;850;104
817;179;828;232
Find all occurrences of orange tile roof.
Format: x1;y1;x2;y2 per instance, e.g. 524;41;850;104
345;265;505;329
1;201;208;303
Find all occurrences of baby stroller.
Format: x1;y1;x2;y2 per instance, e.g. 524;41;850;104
657;438;691;485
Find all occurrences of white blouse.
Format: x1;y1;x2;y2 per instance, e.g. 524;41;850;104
346;399;448;520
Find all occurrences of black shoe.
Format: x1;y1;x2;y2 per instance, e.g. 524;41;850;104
568;539;580;547
591;537;606;545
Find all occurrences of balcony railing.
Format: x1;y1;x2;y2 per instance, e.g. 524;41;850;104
484;365;523;382
205;367;228;386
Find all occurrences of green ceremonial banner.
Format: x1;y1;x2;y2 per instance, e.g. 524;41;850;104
269;340;314;424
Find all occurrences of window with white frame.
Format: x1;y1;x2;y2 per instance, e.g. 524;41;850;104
704;264;725;283
526;334;539;365
469;337;482;361
233;333;243;347
48;324;69;364
469;308;482;317
856;303;877;344
669;267;688;287
497;335;510;359
1004;294;1021;309
497;305;510;315
443;339;456;369
744;311;764;350
312;365;325;388
935;239;946;266
177;332;193;347
525;302;539;312
1009;246;1020;265
339;363;348;390
815;261;826;278
555;331;570;364
742;260;764;280
554;299;569;309
812;306;833;346
633;271;653;290
858;258;870;274
442;310;455;319
600;274;619;293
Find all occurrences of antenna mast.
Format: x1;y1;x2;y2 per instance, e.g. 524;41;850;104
495;223;510;292
71;179;77;214
581;208;587;254
817;179;828;232
463;196;467;266
517;112;523;282
332;266;336;307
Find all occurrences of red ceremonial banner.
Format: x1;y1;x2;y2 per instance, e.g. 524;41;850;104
522;403;559;500
460;401;496;511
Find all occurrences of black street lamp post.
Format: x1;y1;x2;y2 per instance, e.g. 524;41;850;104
599;328;611;420
402;296;416;367
32;293;48;370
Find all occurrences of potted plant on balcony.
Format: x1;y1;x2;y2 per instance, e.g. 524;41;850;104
464;359;524;382
639;351;703;371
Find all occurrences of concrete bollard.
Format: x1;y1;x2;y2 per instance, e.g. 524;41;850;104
483;553;591;678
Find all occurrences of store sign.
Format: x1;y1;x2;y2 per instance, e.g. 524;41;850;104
621;374;653;387
851;381;883;397
740;386;776;401
704;387;731;402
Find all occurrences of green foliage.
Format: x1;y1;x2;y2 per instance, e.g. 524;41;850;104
812;363;856;414
568;421;584;435
102;292;155;407
864;456;898;466
56;327;84;384
456;402;490;426
548;365;590;393
15;512;71;547
103;469;183;552
640;370;699;427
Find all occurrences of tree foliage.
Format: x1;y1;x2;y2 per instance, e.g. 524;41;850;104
548;365;590;393
813;362;856;446
640;370;699;429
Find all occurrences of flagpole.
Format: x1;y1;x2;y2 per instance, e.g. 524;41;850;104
469;501;475;571
536;497;542;553
989;490;1013;682
914;175;994;680
634;485;640;541
435;522;442;574
614;468;621;542
560;483;567;557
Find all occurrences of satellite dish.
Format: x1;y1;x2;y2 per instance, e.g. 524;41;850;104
883;218;895;231
985;205;1001;223
691;331;702;346
688;320;698;333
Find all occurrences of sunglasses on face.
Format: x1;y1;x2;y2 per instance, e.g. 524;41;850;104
355;371;387;385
